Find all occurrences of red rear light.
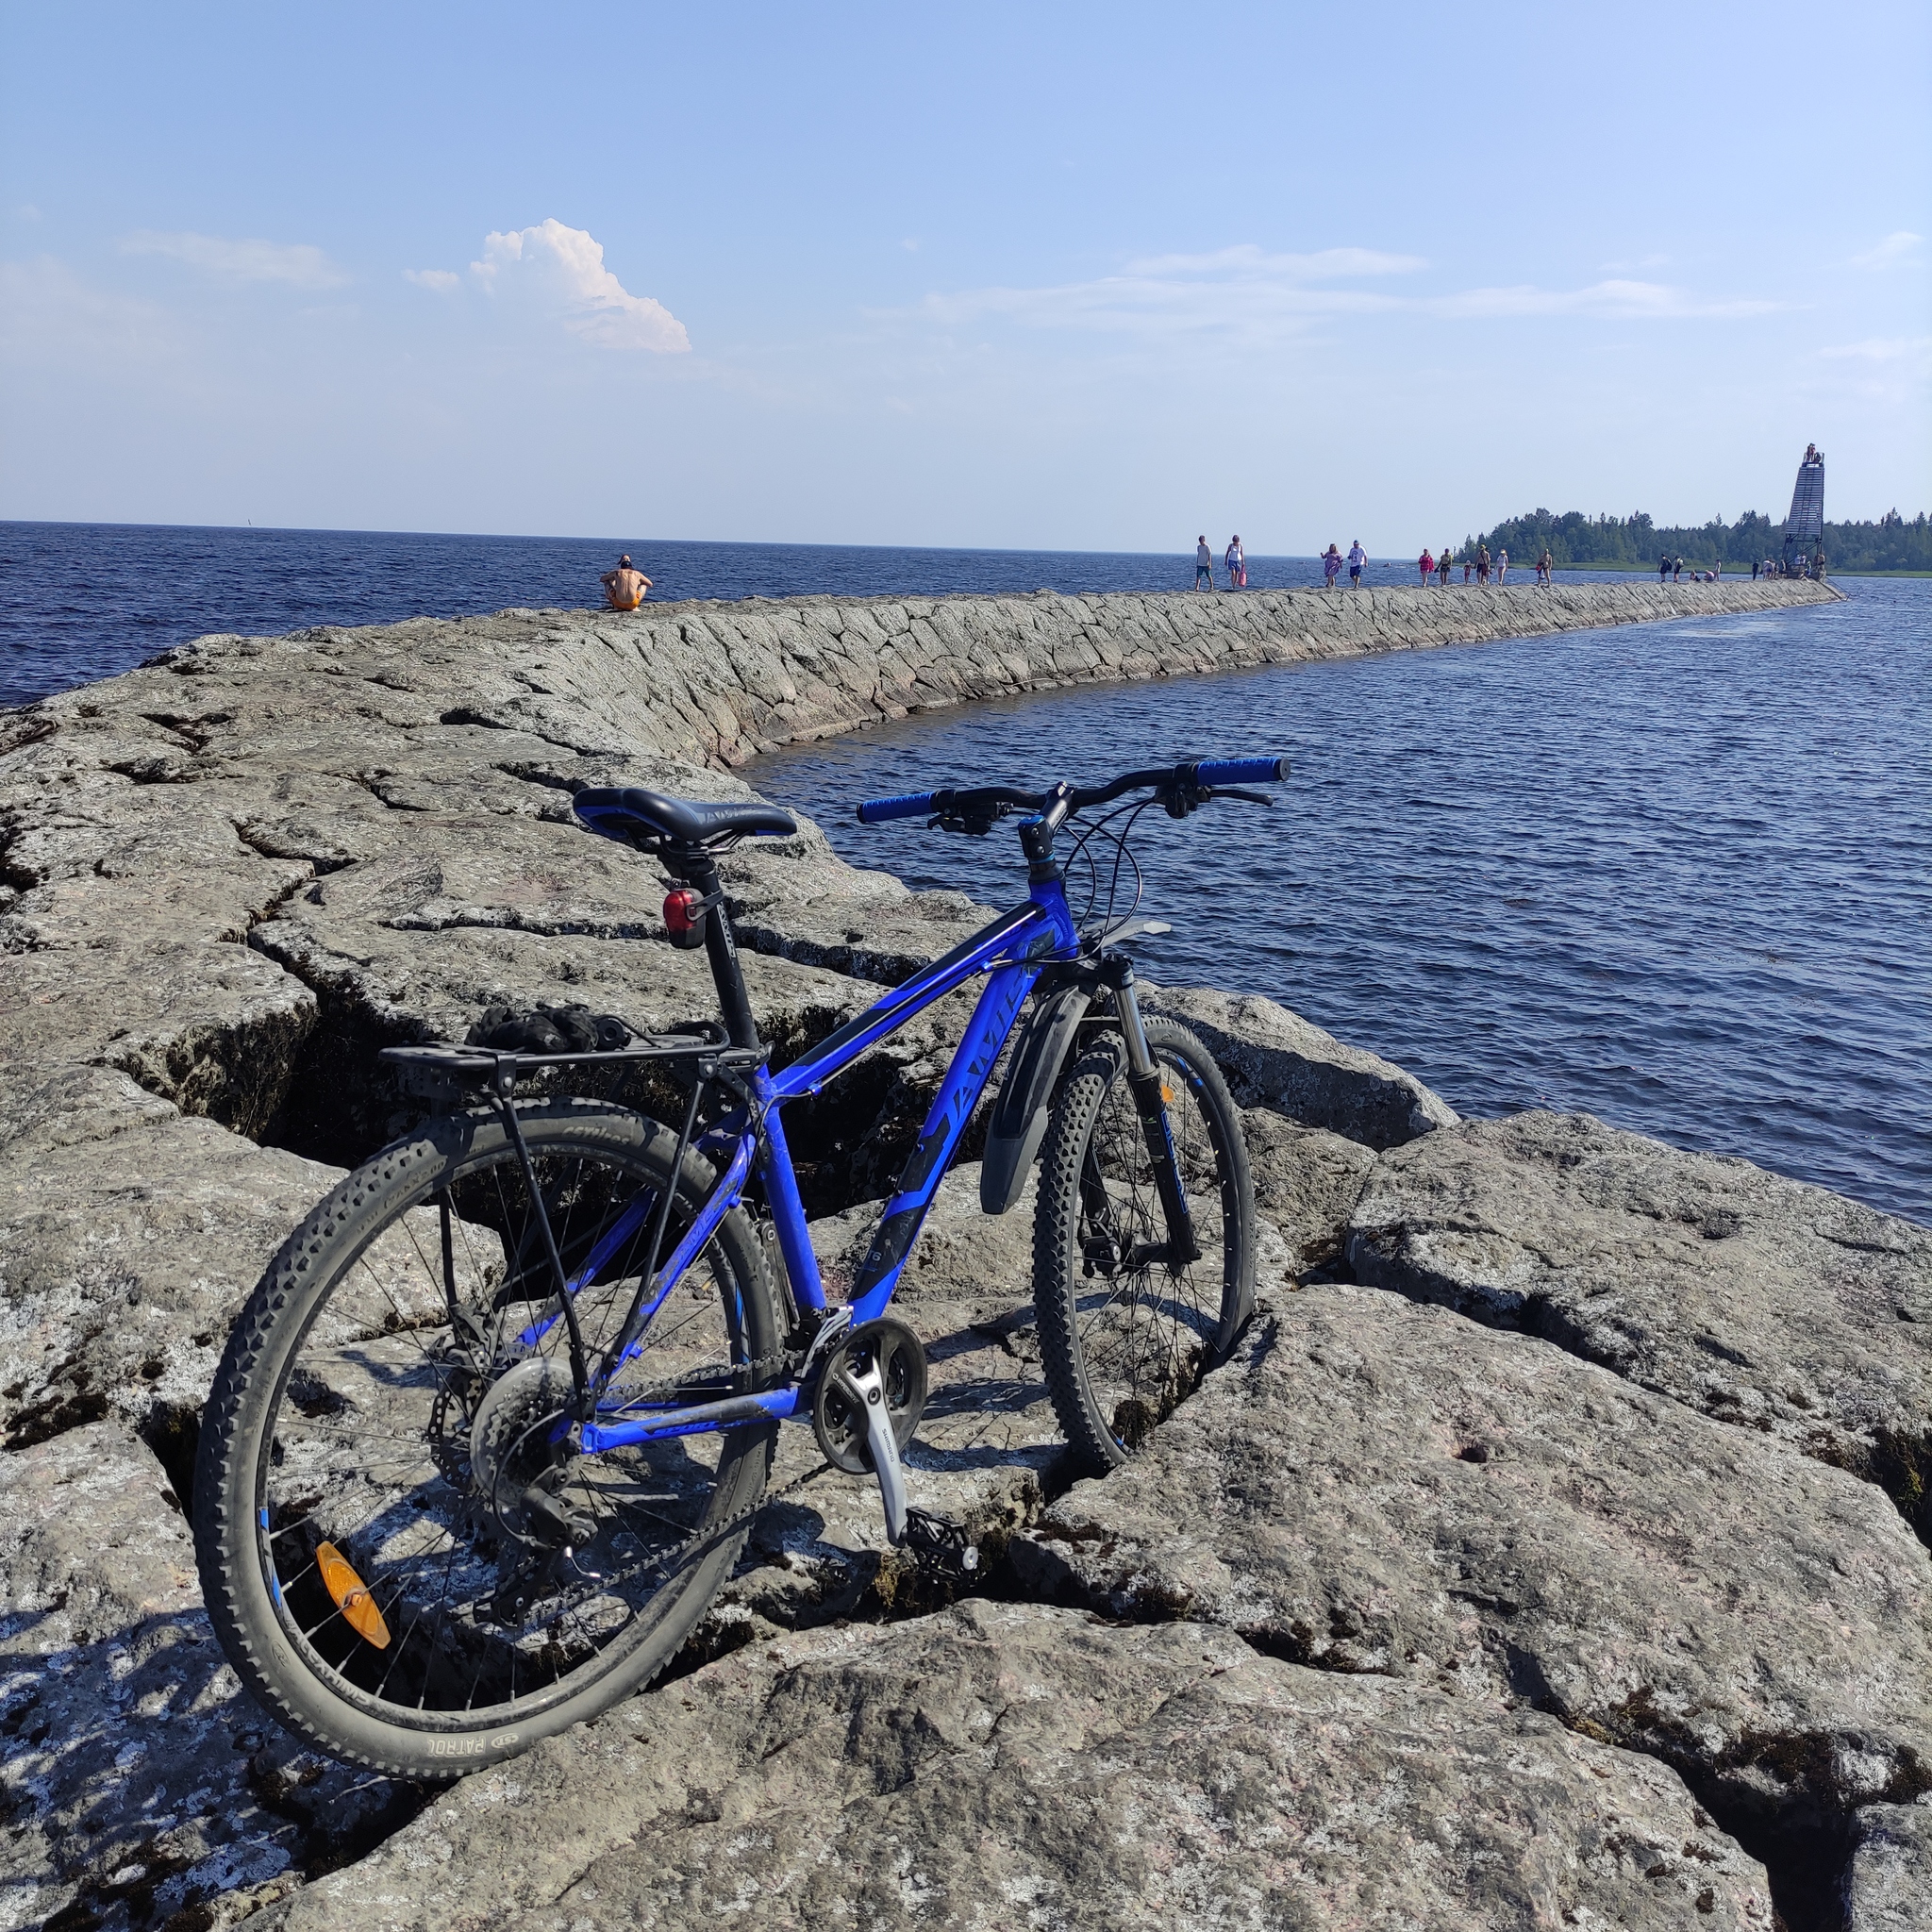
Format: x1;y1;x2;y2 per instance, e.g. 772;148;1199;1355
663;888;706;948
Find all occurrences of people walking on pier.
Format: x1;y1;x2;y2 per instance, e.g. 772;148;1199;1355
1225;535;1246;589
1347;540;1367;589
1323;543;1342;589
1536;550;1553;587
600;555;652;610
1658;553;1671;584
1495;548;1509;585
1672;556;1684;583
1475;543;1491;584
1442;545;1457;586
1752;556;1760;580
1195;537;1213;591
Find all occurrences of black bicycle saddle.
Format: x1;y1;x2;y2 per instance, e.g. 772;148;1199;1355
574;786;797;850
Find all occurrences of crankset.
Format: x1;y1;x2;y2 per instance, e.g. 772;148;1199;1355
811;1318;928;1545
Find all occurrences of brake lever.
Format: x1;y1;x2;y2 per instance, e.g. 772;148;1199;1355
1163;783;1276;820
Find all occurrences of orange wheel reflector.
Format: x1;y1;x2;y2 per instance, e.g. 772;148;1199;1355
1160;1082;1177;1107
315;1541;391;1649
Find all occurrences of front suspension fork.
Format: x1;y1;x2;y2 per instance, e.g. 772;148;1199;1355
1110;967;1201;1268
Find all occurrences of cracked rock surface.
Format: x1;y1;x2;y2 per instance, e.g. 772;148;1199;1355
275;1600;1776;1932
1347;1111;1932;1535
1011;1285;1932;1864
0;1420;421;1932
1843;1801;1932;1930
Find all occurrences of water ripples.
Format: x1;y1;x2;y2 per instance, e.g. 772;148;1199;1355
751;581;1931;1224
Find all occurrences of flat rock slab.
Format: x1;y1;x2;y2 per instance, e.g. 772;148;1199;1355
1347;1111;1932;1534
1011;1284;1932;1839
0;1421;421;1932
1146;985;1458;1148
0;1097;345;1447
280;1600;1774;1931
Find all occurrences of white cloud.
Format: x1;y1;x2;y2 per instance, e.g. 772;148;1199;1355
404;268;460;292
121;229;348;288
1850;231;1922;271
469;218;689;352
1428;278;1775;320
1818;335;1932;383
917;244;1420;345
0;256;187;366
1124;243;1424;279
908;248;1767;349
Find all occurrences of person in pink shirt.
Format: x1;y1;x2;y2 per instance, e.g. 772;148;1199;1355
1418;547;1435;585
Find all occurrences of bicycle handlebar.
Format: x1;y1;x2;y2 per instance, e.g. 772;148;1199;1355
855;756;1289;828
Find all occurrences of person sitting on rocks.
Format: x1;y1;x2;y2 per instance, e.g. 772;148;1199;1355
601;555;653;611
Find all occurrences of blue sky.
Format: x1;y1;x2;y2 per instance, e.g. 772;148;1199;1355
2;1;1926;554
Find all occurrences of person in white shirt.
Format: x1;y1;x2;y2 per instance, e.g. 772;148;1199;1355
1347;541;1367;589
1224;536;1245;589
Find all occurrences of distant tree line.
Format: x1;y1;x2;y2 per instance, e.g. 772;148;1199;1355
1456;507;1932;573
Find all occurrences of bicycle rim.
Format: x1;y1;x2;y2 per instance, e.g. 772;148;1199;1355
1039;1028;1246;1469
204;1105;777;1754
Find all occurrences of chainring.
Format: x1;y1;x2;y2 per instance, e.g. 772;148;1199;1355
811;1318;928;1475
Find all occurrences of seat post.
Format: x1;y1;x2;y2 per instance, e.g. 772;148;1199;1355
677;847;760;1050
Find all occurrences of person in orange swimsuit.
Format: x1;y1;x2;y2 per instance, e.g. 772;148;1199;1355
600;555;653;610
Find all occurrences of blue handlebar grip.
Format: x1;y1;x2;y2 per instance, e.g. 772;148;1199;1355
856;791;938;824
1192;756;1289;786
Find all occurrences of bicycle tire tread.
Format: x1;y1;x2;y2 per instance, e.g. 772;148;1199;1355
192;1099;778;1781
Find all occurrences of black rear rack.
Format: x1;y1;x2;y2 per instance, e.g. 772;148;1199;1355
378;1025;765;1101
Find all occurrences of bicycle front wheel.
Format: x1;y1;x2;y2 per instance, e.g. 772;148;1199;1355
1034;1019;1255;1475
193;1098;781;1780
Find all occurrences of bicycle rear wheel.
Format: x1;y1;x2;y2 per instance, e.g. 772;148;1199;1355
193;1098;780;1780
1034;1019;1255;1475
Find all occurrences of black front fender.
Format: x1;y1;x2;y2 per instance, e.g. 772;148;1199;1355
979;985;1093;1215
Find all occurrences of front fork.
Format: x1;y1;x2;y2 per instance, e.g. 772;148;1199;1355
1107;962;1201;1268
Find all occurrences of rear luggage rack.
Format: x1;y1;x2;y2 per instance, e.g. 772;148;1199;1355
379;1026;765;1101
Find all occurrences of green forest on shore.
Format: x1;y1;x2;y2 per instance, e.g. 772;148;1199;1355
1460;507;1932;573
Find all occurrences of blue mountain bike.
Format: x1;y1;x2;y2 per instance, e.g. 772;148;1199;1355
193;756;1283;1777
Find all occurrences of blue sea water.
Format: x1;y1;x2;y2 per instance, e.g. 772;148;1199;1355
750;579;1932;1224
4;521;1924;1222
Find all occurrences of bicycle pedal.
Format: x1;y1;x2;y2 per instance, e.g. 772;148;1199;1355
902;1507;980;1580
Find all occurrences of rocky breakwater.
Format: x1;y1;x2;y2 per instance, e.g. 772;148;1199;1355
2;572;1921;1932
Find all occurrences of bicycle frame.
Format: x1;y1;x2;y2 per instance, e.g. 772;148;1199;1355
570;870;1081;1456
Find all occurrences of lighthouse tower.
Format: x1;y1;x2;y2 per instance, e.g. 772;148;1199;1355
1782;444;1825;575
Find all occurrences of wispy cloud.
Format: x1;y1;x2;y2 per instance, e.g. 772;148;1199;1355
1124;244;1424;279
907;246;1770;349
1850;231;1922;271
470;218;689;352
916;244;1422;344
1819;334;1932;362
1428;278;1776;320
121;229;348;288
404;267;460;292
